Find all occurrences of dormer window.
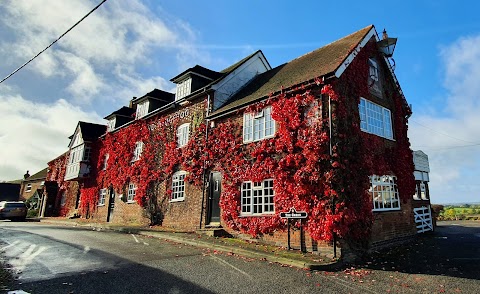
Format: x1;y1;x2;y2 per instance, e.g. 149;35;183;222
136;100;149;119
107;118;116;132
176;78;192;100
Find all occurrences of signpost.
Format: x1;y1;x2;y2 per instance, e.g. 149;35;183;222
280;207;308;251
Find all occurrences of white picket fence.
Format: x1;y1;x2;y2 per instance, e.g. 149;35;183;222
413;206;433;233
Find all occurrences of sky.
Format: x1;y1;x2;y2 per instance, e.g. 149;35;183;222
0;0;479;204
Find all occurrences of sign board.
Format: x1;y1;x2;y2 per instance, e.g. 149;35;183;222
280;207;307;219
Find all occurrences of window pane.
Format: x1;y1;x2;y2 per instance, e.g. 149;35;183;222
359;98;394;140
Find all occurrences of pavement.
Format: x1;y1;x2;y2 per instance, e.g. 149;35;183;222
27;217;339;271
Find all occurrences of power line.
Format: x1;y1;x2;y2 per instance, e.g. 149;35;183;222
412;143;480;151
410;119;476;144
0;0;108;85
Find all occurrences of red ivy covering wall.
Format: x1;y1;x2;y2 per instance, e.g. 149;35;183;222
66;39;414;248
78;103;209;219
46;152;71;216
207;40;415;247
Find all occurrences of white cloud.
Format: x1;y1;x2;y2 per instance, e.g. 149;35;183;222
58;52;105;104
0;0;208;105
0;93;102;181
409;33;480;204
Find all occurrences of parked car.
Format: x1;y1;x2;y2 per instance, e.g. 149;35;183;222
0;201;27;221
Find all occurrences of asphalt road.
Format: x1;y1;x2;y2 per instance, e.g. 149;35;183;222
1;221;479;294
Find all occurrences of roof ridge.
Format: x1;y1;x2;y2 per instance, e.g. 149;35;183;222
289;25;374;64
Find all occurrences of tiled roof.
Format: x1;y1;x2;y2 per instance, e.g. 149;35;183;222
104;106;135;119
210;25;374;116
24;167;48;182
170;65;224;83
219;50;265;74
79;121;106;141
133;89;175;103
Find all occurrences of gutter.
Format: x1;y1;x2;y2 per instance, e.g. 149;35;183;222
207;73;336;121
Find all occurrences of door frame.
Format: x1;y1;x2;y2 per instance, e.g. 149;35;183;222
106;186;115;222
206;171;221;225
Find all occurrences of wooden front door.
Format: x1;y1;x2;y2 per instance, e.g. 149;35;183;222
207;172;221;224
107;186;115;222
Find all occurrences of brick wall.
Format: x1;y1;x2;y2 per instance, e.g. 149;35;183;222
370;198;417;247
82;96;209;229
20;180;44;201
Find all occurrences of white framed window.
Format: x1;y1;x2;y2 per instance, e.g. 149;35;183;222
171;171;186;202
132;141;143;162
176;79;192;100
107;118;116;132
177;123;190;148
243;106;275;143
369;58;379;82
359;98;393;140
420;182;428;200
83;146;92;161
370;175;400;211
26;184;32;192
413;183;421;200
60;192;66;206
98;188;107;206
102;154;109;170
241;179;275;215
127;183;137;203
136;100;149;119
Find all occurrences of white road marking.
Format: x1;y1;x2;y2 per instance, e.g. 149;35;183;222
131;234;139;243
11;244;48;271
0;240;20;251
84;245;91;253
209;255;252;279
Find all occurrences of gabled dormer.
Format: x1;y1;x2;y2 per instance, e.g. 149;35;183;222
65;121;105;181
104;106;135;132
132;89;175;119
170;65;223;101
210;50;271;111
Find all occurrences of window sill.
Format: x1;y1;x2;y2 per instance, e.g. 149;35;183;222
170;198;185;203
126;200;136;204
243;135;276;144
360;130;395;142
239;213;275;217
372;208;401;212
97;204;105;207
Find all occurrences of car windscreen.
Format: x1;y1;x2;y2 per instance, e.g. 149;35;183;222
5;203;26;208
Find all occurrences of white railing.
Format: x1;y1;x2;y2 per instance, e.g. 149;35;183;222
413;206;433;233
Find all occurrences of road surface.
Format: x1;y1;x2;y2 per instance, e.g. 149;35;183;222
1;221;479;293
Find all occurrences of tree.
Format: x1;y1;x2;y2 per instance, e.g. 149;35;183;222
444;208;456;220
431;204;444;216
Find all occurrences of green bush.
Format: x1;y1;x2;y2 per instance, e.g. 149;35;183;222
27;209;39;218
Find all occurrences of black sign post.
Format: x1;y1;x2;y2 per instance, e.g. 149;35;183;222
280;207;307;251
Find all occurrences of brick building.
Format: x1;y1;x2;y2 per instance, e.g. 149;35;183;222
45;25;420;256
19;168;48;213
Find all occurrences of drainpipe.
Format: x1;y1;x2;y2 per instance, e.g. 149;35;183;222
328;94;337;259
199;93;211;229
